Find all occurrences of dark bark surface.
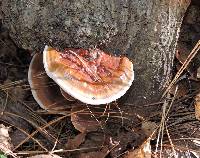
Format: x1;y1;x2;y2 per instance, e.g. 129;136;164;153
1;0;190;106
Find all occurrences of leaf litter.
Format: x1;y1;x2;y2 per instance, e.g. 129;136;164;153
0;124;17;157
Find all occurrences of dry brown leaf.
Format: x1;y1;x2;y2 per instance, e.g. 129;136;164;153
141;121;157;138
123;139;151;158
10;129;28;147
71;106;103;132
175;63;198;81
73;132;109;158
169;80;189;98
159;146;200;158
195;92;200;120
29;154;62;158
176;43;190;64
0;124;17;157
78;147;109;158
176;42;199;81
65;132;86;150
78;152;106;158
77;132;107;152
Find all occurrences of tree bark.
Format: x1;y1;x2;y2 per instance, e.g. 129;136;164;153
1;0;190;105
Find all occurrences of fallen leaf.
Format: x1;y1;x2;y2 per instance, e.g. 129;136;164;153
141;121;157;138
169;80;189;98
110;127;147;157
10;129;28;147
65;133;86;150
0;124;17;158
71;106;103;132
78;147;109;158
193;139;200;146
70;132;110;158
78;132;107;150
123;139;151;158
176;42;190;64
158;146;200;158
176;42;199;80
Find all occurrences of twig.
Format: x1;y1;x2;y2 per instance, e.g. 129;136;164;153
162;40;200;98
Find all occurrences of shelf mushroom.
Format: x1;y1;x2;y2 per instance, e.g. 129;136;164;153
43;46;134;105
28;53;71;111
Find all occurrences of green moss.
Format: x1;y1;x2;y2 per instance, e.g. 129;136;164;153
0;152;7;158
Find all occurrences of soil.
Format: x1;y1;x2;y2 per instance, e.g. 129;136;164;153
0;0;200;158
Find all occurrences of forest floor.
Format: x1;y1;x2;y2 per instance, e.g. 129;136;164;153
0;1;200;158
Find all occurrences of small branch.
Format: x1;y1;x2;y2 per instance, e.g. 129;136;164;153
162;40;200;98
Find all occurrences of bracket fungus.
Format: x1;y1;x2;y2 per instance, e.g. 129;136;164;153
43;46;134;105
28;53;71;111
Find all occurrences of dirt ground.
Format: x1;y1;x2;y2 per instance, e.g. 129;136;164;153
0;1;200;158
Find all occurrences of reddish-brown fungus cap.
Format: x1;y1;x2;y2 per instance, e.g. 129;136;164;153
43;46;134;105
28;53;71;111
